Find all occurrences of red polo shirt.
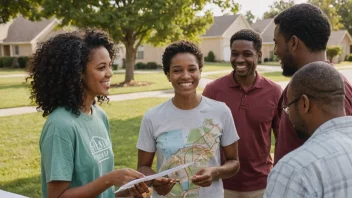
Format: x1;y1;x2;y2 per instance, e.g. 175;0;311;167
274;74;352;164
203;71;282;192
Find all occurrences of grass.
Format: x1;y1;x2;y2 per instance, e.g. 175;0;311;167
0;98;168;198
0;73;172;109
261;61;281;66
1;96;276;197
205;71;291;82
0;68;26;75
202;62;231;72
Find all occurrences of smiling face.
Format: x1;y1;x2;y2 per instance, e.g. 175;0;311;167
274;25;297;77
230;40;261;79
167;53;200;97
82;46;112;99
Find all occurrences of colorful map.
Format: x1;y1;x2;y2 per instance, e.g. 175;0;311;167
156;118;222;198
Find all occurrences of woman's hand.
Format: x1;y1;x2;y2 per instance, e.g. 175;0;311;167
110;168;145;186
152;177;176;196
115;183;149;198
191;167;219;187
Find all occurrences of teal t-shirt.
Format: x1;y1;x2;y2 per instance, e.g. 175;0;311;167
40;106;115;198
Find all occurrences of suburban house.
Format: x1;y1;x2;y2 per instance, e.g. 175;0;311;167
327;30;352;63
0;16;60;57
251;18;275;63
129;14;253;65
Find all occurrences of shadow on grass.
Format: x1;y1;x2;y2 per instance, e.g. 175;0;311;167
0;175;41;198
0;83;29;90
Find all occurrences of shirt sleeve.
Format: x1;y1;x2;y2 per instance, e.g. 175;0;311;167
220;103;239;147
265;162;313;198
202;84;214;99
40;125;74;183
136;112;156;152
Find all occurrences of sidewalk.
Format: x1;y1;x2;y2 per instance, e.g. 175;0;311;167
0;78;289;117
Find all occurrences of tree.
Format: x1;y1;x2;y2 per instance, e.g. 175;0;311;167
263;0;295;19
245;11;255;24
39;0;239;84
335;0;352;35
326;46;342;62
308;0;344;31
0;0;40;24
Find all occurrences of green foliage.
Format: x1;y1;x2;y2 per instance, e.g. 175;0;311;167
146;62;161;69
205;51;216;62
135;62;147;70
0;57;29;68
346;54;352;62
0;0;41;23
309;0;344;31
245;11;256;24
335;0;352;35
38;0;239;83
263;0;295;19
112;64;118;70
326;46;343;62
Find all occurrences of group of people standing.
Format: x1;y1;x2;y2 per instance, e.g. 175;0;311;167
28;3;352;198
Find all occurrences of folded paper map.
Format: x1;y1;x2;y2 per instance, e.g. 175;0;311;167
115;162;194;193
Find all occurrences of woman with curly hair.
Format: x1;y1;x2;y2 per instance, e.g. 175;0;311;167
28;29;148;198
136;40;240;197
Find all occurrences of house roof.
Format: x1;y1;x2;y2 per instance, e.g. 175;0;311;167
4;16;55;43
261;21;276;43
203;15;239;37
327;30;352;45
251;18;273;34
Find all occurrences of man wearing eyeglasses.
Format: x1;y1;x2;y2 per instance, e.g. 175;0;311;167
265;61;352;197
203;29;282;198
273;3;352;165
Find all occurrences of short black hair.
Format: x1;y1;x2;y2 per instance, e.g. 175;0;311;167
274;3;331;52
230;29;262;52
290;61;345;112
162;40;203;75
27;29;116;117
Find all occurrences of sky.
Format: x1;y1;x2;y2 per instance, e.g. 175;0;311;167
204;0;307;19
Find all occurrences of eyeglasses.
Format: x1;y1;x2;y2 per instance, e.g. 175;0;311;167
282;95;301;114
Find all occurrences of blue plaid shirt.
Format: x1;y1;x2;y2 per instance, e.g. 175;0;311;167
265;116;352;198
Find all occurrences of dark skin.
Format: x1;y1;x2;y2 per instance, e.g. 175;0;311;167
138;53;240;196
286;85;345;137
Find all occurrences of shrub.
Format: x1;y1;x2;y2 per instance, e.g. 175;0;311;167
0;57;15;68
146;62;158;69
205;51;215;62
17;56;29;68
112;64;118;70
264;58;269;62
346;54;352;62
326;46;342;62
135;62;147;70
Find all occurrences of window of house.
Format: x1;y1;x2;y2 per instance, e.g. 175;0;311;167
13;45;19;55
136;45;144;59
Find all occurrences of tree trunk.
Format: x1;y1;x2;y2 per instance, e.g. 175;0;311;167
124;41;136;84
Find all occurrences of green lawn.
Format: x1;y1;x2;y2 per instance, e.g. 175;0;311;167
205;71;291;82
0;73;172;109
0;68;26;75
202;62;231;72
0;98;167;198
261;61;281;66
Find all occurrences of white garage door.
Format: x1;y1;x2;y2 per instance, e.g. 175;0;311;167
223;45;231;62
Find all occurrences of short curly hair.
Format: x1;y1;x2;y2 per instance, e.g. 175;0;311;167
274;3;331;52
230;29;262;52
162;40;203;75
27;29;116;117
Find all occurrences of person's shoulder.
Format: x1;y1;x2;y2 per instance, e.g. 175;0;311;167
144;99;172;118
260;75;282;91
205;73;230;89
92;105;108;119
202;96;229;111
47;107;76;125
